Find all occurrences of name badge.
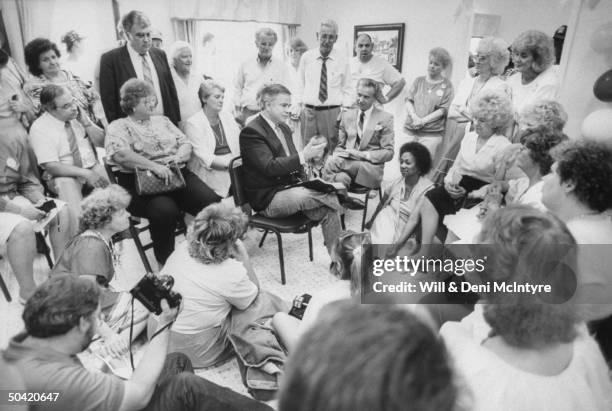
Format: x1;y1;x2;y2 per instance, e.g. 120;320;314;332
6;157;18;170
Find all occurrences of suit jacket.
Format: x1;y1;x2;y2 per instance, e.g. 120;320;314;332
99;46;180;125
335;106;394;188
239;115;305;212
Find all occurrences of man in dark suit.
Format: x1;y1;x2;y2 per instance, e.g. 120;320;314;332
323;78;395;189
99;10;180;125
240;84;343;255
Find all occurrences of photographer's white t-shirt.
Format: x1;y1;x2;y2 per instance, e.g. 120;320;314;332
162;241;258;334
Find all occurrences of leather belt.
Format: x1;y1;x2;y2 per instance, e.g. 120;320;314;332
304;104;341;111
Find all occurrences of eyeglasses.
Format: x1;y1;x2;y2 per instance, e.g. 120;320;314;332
473;54;489;63
58;99;77;110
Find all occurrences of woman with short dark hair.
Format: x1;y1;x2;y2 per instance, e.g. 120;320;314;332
105;78;221;265
367;142;434;244
440;205;612;411
23;37;106;126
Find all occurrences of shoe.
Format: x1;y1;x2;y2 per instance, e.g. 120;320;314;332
341;196;365;210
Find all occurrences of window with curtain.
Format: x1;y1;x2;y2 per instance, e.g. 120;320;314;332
193;20;288;99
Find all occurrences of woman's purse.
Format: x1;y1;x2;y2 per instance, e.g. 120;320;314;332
134;162;186;195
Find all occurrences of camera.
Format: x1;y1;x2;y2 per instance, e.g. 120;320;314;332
130;273;182;315
36;199;57;214
288;293;312;320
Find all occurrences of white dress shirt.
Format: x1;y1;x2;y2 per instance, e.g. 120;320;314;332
260;112;305;164
126;45;164;116
233;56;292;110
29;112;97;169
350;55;402;90
295;48;353;107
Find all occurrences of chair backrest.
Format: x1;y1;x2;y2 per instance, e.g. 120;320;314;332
229;156;252;215
102;158;118;184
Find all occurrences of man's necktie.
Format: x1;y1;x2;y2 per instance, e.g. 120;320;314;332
64;121;83;168
318;57;328;103
356;110;365;148
141;54;154;86
275;124;291;155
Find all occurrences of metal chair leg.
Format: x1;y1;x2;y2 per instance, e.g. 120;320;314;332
0;272;12;302
273;230;286;285
340;214;346;230
361;190;371;231
258;230;269;248
129;224;153;273
308;228;313;261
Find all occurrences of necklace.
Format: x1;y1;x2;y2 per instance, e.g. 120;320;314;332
213;121;226;147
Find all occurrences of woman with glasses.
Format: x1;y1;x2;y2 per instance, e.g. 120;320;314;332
437;38;510;181
507;30;559;141
105;78;221;266
51;184;149;357
272;230;369;352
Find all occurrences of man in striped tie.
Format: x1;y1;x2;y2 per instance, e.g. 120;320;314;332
293;20;353;153
322;78;395;190
100;10;180;125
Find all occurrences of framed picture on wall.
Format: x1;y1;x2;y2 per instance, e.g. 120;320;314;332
353;23;405;72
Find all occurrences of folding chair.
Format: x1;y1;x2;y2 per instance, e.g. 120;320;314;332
229;157;315;285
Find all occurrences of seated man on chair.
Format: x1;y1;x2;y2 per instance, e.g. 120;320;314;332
240;84;351;255
322;78;394;190
29;84;108;236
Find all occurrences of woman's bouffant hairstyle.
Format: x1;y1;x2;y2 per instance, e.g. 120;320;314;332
329;231;370;295
24;38;61;76
399;142;432;176
477;37;510;75
521;129;567;175
477;205;579;348
23;275;100;338
519;100;568;134
470;90;513;134
198;79;225;106
511;30;555;74
279;301;458;411
119;78;155;114
79;184;131;232
188;203;248;264
551;140;612;212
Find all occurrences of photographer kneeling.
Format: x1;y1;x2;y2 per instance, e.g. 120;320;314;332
2;275;271;411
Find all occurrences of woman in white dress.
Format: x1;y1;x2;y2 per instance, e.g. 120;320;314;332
184;80;240;198
169;41;206;131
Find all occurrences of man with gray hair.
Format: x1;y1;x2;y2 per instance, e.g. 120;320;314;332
99;10;179;125
293;19;353;153
233;27;292;127
351;33;405;104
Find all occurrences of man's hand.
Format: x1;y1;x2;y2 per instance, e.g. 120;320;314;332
9;97;31;114
290;103;302;120
19;204;46;220
345;149;365;160
101;332;130;358
411;117;424;129
302;138;327;162
157;299;180;326
84;169;109;188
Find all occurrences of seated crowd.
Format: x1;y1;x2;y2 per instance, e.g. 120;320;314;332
0;8;611;411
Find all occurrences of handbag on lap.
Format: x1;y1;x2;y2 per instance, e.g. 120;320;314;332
134;162;185;195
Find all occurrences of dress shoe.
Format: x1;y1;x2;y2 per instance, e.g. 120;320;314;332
340;196;365;210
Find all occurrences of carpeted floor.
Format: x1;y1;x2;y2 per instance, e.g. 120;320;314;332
0;200;374;401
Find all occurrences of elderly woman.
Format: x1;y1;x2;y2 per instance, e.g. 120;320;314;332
286;38;308;147
438;38;510;180
403;47;454;162
507;30;559;141
366;142;434;244
184;80;240;198
105;78;221;265
160;203;259;367
440;205;612;411
168;41;205;129
541;141;612;322
51;184;148;356
287;38;308;72
23;38;106;126
272;231;368;352
392;90;512;251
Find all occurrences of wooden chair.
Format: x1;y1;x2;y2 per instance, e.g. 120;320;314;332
229;157;315;285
